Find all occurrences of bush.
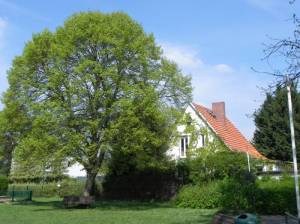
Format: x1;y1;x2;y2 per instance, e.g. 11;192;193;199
176;174;298;214
255;177;297;214
187;150;255;184
9;174;67;183
218;172;259;212
103;167;178;200
9;182;59;197
0;175;8;192
8;178;91;197
58;179;86;197
176;182;222;209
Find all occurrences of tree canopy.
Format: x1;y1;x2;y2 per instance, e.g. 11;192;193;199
3;12;192;195
253;83;300;161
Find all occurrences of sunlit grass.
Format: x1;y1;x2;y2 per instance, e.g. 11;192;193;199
0;197;216;224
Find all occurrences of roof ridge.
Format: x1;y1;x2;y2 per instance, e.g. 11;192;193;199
192;102;265;159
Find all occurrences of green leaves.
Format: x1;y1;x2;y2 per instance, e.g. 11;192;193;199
253;82;300;161
3;12;192;193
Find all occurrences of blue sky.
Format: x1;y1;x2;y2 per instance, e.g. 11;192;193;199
0;0;299;140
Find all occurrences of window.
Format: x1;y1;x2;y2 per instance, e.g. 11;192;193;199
180;136;188;157
200;134;205;147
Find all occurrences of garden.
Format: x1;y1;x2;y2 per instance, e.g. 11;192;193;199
0;198;216;224
0;150;298;224
1;9;300;224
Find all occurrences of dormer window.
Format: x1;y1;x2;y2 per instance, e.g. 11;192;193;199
180;135;189;157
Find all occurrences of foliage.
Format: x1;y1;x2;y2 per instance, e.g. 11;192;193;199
103;164;178;200
8;179;88;197
9;174;67;184
9;183;58;197
176;182;222;209
4;11;192;196
0;97;31;176
176;174;298;214
186;149;253;184
176;170;258;211
0;175;8;192
175;114;255;183
58;179;99;197
218;171;259;212
255;177;297;214
253;83;300;161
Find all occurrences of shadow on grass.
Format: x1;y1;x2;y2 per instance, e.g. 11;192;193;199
13;198;175;212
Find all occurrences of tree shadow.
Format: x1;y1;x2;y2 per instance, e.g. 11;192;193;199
12;198;175;212
170;213;215;224
12;199;64;211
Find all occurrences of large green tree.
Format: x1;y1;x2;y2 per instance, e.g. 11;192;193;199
253;83;300;161
4;12;192;195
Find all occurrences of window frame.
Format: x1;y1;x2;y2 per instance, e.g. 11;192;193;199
180;135;189;158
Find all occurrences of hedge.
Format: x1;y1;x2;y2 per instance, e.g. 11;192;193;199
176;176;298;214
103;168;178;200
0;175;8;192
176;182;222;209
8;179;92;197
255;177;297;214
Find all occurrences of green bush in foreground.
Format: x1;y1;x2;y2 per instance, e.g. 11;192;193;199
0;175;8;192
186;150;256;184
256;177;297;214
176;182;222;209
176;176;298;214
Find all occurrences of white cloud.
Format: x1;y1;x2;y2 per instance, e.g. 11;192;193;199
160;42;203;73
213;64;234;74
160;41;272;140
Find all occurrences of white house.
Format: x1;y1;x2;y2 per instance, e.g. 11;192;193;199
168;102;264;160
67;101;264;177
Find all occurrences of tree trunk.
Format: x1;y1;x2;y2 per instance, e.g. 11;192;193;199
83;171;97;196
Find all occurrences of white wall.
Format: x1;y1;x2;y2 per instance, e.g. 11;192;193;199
66;162;86;177
167;105;215;160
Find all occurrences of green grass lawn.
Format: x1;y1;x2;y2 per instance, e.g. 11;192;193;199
0;198;216;224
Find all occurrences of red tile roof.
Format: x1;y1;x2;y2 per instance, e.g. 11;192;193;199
193;103;265;159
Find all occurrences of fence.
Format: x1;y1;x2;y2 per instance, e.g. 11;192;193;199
0;190;32;202
285;212;300;224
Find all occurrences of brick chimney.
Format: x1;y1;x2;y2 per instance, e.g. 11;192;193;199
212;102;226;124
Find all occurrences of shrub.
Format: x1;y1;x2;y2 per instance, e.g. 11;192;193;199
8;178;93;197
187;150;255;184
218;173;259;212
9;174;67;183
176;182;222;209
0;175;8;192
103;167;178;200
58;179;86;197
9;182;58;197
176;174;298;214
255;177;297;214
